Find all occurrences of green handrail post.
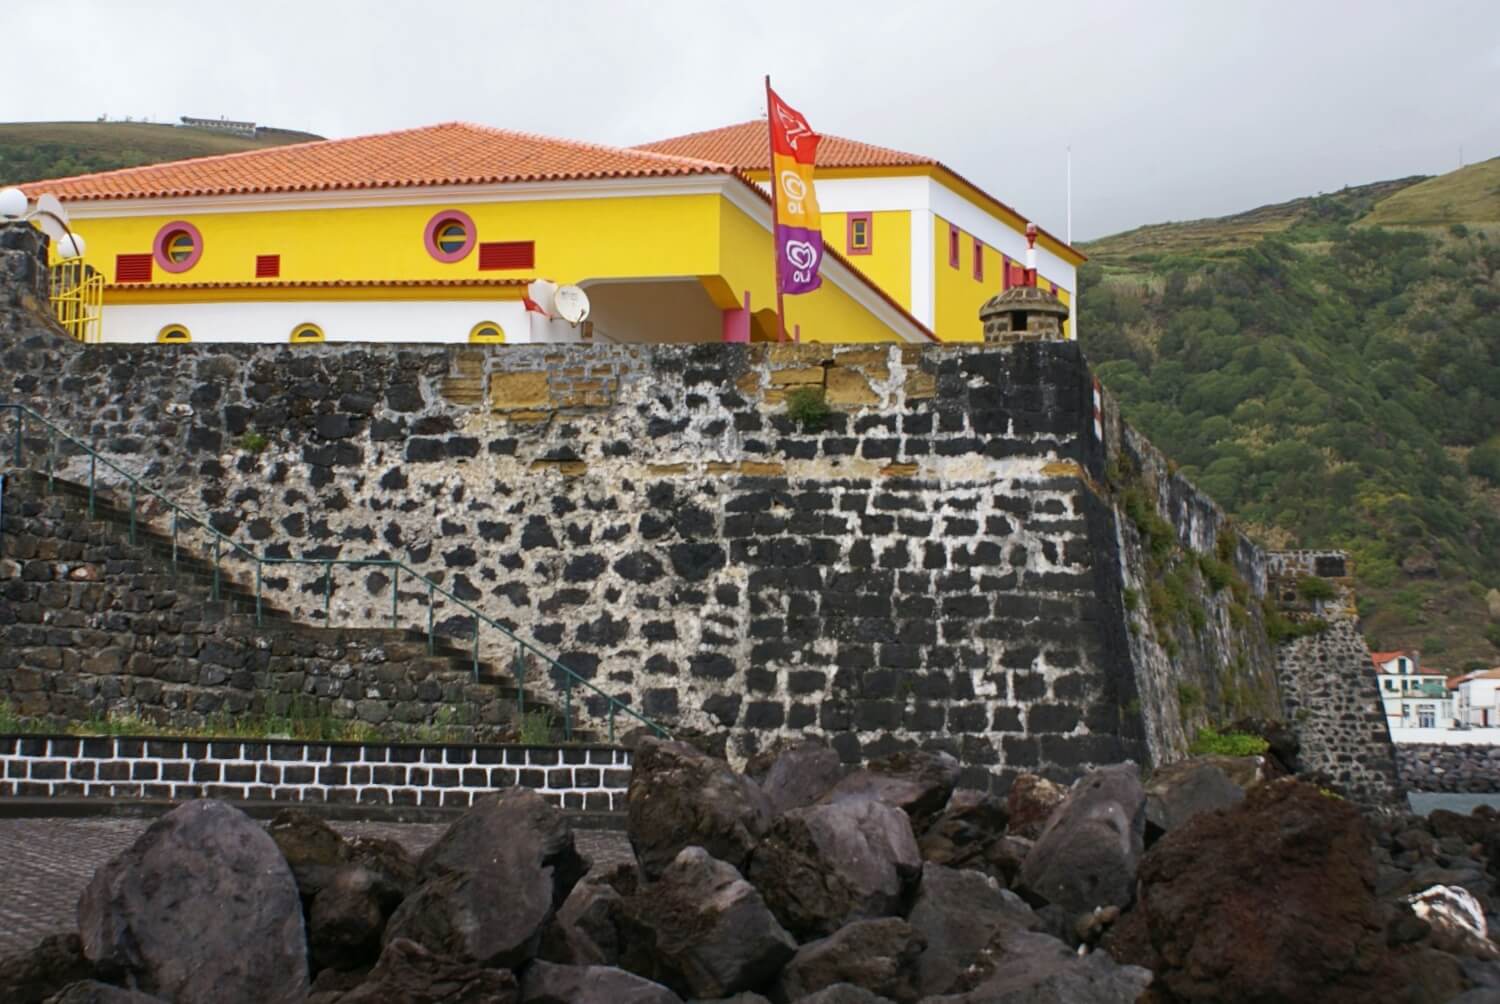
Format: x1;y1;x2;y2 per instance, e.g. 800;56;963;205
390;565;399;630
170;511;179;577
564;678;573;742
128;482;137;545
514;645;525;718
609;705;617;745
255;557;263;626
87;454;96;518
426;582;435;654
472;618;480;682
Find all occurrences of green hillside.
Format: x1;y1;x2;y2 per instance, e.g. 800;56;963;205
1081;161;1500;671
0;121;321;186
1362;156;1500;227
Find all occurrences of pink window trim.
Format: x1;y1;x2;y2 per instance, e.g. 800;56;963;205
152;221;204;273
423;209;477;263
846;212;873;255
972;237;984;282
947;223;960;268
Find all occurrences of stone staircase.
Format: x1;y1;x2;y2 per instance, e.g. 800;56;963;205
0;466;599;743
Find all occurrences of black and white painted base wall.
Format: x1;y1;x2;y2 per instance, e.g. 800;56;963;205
0;735;631;811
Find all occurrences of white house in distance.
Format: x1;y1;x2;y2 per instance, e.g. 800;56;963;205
1454;670;1500;728
1372;650;1453;730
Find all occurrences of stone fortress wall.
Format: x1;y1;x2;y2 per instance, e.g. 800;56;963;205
0;224;1402;801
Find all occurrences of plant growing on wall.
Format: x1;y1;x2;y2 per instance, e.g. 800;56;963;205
785;386;831;431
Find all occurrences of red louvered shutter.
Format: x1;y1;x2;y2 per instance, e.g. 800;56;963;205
115;253;154;283
478;241;535;270
255;254;281;278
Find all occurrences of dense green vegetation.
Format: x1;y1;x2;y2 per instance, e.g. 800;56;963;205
1082;161;1500;667
0;121;319;186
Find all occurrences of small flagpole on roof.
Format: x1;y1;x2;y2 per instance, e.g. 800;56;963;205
765;75;788;342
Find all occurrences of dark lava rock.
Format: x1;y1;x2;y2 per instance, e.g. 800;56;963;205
269;810;348;902
309;865;392;971
41;984;164;1004
917;789;1012;878
821;749;960;832
907;863;1041;996
539;877;625;966
385;789;585;967
77;800;307;1004
748;797;921;940
0;933;94;1004
337;937;518;1003
627;738;772;880
791;987;896;1004
926;929;1151;1003
1018;764;1145;915
756;740;843;816
1143;756;1257;839
519;961;683;1004
772;918;925;1004
1005;773;1067;840
1107;778;1454;1003
618;847;795;999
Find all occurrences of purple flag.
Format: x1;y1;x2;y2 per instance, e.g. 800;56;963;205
776;224;824;295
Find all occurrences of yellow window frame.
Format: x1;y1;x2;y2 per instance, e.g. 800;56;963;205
468;321;506;344
290;323;326;344
156;325;192;344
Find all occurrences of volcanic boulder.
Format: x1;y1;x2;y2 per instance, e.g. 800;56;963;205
335;937;519;1004
1005;774;1067;840
77;800;308;1004
906;863;1041;996
1108;778;1421;1003
772;918;926;1004
1018;764;1146;916
820;750;960;833
383;788;586;967
748;797;921;940
617;847;795;999
519;961;683;1004
627;738;772;881
757;740;843;816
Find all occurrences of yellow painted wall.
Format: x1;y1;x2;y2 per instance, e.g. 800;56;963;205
70;194;724;288
820;210;912;310
932;213;1072;343
715;200;909;344
71;189;920;344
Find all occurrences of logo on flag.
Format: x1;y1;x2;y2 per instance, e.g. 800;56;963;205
767;85;824;296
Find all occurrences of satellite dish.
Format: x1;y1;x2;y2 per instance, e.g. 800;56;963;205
32;194;68;241
554;285;590;325
526;279;558;318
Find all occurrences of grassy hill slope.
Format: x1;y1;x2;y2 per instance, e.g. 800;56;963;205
1081;162;1500;671
1362;156;1500;227
0;121;321;186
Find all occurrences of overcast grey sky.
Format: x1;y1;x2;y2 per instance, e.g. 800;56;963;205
5;1;1499;240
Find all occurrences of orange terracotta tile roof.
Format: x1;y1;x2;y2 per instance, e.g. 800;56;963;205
21;122;744;202
636;121;1084;264
1370;650;1410;667
635;120;936;171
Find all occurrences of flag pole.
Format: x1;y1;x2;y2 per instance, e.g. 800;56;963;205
765;74;787;342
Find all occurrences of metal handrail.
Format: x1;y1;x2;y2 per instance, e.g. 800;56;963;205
0;401;668;743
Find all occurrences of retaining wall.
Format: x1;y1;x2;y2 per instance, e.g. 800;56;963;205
0;734;631;810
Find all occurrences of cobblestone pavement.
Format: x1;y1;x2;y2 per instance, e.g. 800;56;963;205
0;816;630;958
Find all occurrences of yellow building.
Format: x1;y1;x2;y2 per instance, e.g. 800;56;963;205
639;121;1085;341
22;120;1081;346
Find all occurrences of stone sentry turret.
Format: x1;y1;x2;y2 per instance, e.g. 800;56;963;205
979;222;1070;345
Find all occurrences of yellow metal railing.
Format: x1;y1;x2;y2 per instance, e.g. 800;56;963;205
49;257;104;343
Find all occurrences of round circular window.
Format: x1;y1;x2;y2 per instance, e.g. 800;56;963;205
424;210;476;263
152;221;203;273
156;324;192;344
469;321;506;343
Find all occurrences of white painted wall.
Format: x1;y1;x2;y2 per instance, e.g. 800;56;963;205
103;299;534;344
1391;727;1500;745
